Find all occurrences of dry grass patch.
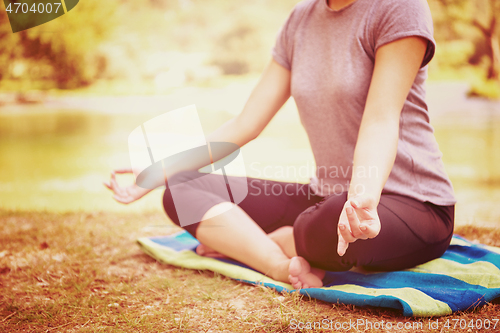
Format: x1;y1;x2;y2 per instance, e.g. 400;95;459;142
0;210;499;332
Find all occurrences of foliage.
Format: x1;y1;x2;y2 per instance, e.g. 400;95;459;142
210;19;264;75
163;0;297;75
468;79;500;99
0;0;118;89
0;0;299;89
429;0;500;98
1;0;499;94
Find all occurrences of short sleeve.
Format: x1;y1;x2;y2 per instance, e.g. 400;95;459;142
373;0;436;68
271;10;295;70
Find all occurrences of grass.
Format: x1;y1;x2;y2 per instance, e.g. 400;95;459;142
1;210;500;332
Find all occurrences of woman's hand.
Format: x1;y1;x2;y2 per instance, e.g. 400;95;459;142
103;169;152;204
337;194;381;256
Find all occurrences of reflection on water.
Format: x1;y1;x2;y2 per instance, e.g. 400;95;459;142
432;107;500;227
0;109;165;213
0;88;499;227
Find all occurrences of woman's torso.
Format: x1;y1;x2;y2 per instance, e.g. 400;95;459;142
272;0;456;205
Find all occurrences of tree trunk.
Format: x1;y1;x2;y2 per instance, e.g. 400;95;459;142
486;31;500;80
486;0;500;80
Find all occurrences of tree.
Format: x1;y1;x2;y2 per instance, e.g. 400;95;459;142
0;0;117;88
434;0;500;80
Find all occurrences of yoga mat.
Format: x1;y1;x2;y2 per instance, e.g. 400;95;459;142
137;232;500;317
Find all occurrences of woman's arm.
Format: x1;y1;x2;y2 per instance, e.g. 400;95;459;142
206;59;291;147
337;36;428;256
105;59;291;204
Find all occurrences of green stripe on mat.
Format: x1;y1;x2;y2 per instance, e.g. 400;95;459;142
450;237;500;256
137;237;293;290
321;284;452;317
138;237;453;316
408;258;500;289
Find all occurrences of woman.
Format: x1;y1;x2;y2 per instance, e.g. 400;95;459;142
105;0;456;289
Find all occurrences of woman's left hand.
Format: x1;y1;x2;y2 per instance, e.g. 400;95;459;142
337;194;381;256
103;168;152;204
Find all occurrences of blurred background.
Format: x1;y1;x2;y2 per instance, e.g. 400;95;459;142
0;0;499;227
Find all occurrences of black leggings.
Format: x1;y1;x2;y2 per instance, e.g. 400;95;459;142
163;171;454;272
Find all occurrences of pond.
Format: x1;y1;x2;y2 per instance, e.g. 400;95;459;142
0;82;499;227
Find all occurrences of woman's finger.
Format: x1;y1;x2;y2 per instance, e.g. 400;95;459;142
337;233;349;256
109;173;118;192
338;220;356;243
114;168;134;174
338;205;356;241
350;196;378;238
350;199;361;209
360;220;381;239
110;173;126;197
113;194;131;204
346;206;366;239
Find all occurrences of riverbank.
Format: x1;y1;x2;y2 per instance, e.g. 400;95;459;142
1;80;499;227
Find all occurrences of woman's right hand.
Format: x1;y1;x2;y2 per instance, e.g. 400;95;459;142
103;168;152;204
337;194;381;257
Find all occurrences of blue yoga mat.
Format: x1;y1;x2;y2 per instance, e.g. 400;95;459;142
137;232;500;317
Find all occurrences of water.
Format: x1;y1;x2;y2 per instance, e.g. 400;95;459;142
426;82;500;227
0;82;499;227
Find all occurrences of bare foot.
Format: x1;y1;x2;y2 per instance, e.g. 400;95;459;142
267;226;297;258
288;257;324;289
195;244;228;258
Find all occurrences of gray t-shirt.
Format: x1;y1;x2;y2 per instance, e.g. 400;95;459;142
272;0;456;206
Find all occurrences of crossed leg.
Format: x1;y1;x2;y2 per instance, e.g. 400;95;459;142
195;203;324;288
163;171;454;289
